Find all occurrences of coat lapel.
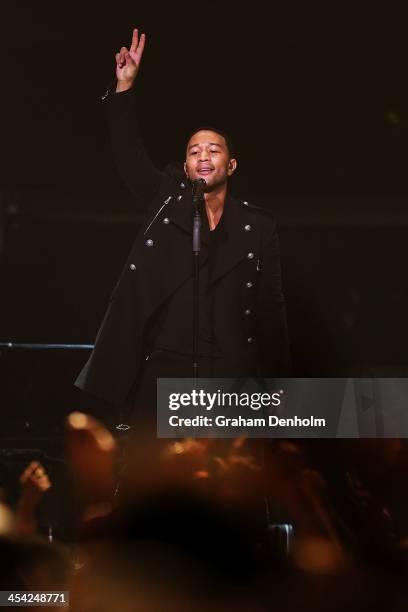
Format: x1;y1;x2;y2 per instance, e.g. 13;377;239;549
165;190;256;285
210;195;257;285
167;187;209;246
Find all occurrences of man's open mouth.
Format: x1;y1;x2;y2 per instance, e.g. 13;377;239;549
197;168;213;175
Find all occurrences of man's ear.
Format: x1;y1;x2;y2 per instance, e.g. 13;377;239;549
183;162;189;179
227;158;237;176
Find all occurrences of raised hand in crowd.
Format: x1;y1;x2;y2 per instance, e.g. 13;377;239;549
65;412;116;523
16;462;51;535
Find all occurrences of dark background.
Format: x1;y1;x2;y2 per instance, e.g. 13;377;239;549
1;0;408;437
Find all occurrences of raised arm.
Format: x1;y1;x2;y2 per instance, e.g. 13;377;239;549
107;29;162;203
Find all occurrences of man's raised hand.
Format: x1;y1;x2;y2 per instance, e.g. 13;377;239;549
115;28;146;92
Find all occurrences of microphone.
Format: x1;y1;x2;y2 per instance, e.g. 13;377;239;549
191;178;207;201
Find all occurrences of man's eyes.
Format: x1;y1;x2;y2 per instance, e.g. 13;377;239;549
190;149;220;155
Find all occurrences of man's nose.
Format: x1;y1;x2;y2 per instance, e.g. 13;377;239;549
198;150;209;161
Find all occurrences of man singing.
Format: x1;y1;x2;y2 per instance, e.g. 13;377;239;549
75;28;290;418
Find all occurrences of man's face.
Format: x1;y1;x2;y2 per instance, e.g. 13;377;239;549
184;130;237;191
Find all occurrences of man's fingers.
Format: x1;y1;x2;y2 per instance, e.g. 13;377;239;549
130;28;139;53
118;46;128;67
116;52;125;68
125;51;136;66
133;33;146;65
120;47;128;62
116;31;145;78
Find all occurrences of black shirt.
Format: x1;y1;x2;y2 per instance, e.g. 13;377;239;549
145;203;226;357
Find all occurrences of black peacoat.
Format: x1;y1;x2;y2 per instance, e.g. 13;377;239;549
75;86;290;404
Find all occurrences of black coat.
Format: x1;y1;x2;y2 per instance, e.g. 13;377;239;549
75;87;290;404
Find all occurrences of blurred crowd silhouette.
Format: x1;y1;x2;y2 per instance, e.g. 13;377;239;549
0;414;407;611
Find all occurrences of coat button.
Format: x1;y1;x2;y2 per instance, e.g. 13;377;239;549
243;201;249;206
247;252;254;260
246;282;253;288
163;217;170;224
145;239;154;247
247;337;253;343
245;309;251;315
129;264;136;271
180;182;186;189
244;224;251;232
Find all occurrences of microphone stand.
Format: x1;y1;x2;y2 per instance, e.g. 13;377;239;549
191;180;206;380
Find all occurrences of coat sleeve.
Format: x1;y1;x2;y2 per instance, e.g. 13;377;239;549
256;219;292;377
106;86;163;205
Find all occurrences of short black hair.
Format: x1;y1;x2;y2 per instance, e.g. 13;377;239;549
187;126;236;159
